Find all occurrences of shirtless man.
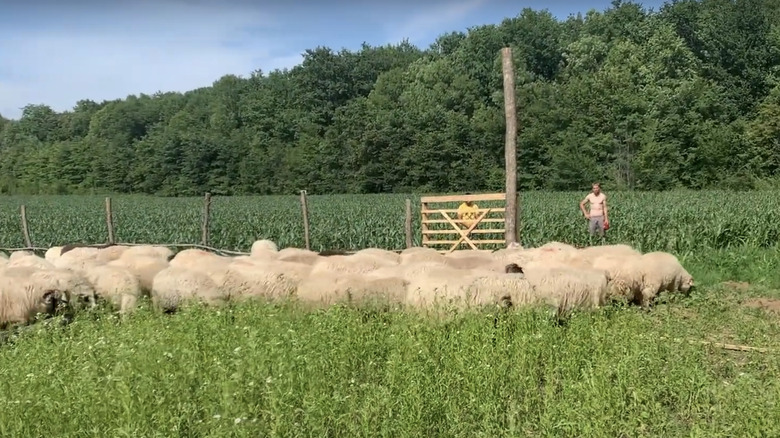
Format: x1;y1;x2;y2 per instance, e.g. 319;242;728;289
579;182;609;237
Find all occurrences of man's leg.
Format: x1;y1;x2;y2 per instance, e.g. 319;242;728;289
589;216;603;237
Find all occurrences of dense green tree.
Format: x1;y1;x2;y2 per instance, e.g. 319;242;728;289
1;0;779;195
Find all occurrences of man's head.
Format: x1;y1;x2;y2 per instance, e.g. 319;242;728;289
464;192;473;206
592;182;601;195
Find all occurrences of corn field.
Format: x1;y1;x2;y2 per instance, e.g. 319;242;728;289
0;191;777;254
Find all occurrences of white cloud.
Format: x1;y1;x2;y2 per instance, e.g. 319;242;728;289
0;1;303;120
384;0;491;45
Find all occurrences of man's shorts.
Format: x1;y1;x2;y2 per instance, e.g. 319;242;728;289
589;215;605;236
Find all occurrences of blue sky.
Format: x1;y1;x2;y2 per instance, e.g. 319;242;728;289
0;0;666;120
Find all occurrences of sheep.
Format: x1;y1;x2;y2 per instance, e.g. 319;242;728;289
405;269;496;311
468;273;537;309
120;245;174;261
399;247;446;265
634;252;694;307
444;250;496;270
220;259;312;302
83;265;143;314
28;268;97;311
250;239;279;261
577;244;641;260
505;263;524;274
309;253;396;275
593;251;693;308
9;250;34;261
6;254;56;271
108;255;169;294
0;271;68;328
591;254;643;302
296;271;406;309
95;245;130;264
45;246;63;263
522;265;610;318
53;246;101;271
168;249;234;286
276;247;322;265
151;266;227;313
353;248;401;264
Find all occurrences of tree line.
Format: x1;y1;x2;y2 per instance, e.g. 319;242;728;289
1;0;779;196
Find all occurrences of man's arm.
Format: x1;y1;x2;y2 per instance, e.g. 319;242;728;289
579;197;590;218
603;198;609;222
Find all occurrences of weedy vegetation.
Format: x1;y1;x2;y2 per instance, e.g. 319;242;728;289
0;191;779;436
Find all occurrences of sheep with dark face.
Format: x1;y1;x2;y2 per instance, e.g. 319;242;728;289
504;263;524;274
0;269;70;328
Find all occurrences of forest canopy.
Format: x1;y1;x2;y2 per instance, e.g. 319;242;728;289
1;0;779;196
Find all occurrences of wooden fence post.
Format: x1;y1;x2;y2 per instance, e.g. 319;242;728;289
201;193;212;246
405;199;413;248
105;197;115;244
501;46;519;245
300;190;311;250
20;205;32;248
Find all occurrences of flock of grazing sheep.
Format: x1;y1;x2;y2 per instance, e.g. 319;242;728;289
0;240;695;329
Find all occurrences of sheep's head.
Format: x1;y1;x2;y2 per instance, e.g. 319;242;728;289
67;278;98;310
504;263;524;274
679;273;694;294
38;289;66;316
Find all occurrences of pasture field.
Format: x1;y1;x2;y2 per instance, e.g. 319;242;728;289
0;190;779;253
0;191;779;436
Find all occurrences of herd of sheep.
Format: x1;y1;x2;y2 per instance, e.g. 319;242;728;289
0;240;695;329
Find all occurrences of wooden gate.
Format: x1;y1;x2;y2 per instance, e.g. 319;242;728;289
420;193;507;253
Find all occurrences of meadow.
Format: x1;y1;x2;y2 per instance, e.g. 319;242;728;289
0;191;779;436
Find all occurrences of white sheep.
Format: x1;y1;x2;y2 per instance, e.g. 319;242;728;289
108;255;169;294
276;247;322;265
577;244;641;260
635;252;694;307
8;250;34;261
44;246;63;263
309;253;396;275
28;268;97;310
0;270;68;328
593;251;693;307
220;259;312;302
95;245;130;264
83;265;143;314
522;265;610;318
121;245;174;261
250;239;279;260
399;247;446;265
296;271;406;309
353;248;401;264
6;254;56;271
151;266;227;313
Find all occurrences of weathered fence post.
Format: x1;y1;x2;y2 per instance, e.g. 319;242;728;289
201;192;212;246
299;190;311;250
105;197;115;244
20;205;32;248
501;46;519;245
405;199;413;249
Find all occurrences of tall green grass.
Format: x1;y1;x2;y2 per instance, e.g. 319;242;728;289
0;190;778;253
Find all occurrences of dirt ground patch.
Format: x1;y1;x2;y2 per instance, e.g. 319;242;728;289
742;298;780;314
723;281;751;292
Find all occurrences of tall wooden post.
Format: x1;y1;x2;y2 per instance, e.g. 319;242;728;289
105;197;115;244
300;190;311;250
201;193;212;246
501;47;519;245
404;199;413;249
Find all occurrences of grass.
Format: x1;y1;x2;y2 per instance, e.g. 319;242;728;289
1;191;779;436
